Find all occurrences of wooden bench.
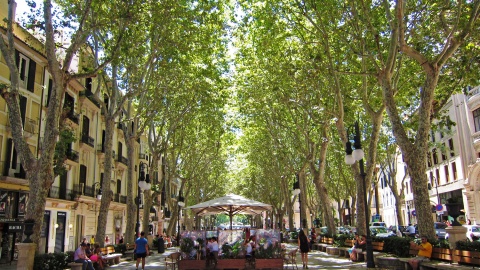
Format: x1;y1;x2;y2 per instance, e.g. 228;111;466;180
67;262;84;270
100;245;122;265
337;239;355;258
124;243;136;260
357;242;383;262
317;237;334;252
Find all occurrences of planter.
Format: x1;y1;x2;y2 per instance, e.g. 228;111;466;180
216;259;246;270
178;259;206;270
446;203;463;226
255;258;283;269
453;249;480;266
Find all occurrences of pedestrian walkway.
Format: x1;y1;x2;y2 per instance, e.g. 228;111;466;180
1;244;367;269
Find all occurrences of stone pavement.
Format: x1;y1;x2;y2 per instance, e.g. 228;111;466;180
1;243;367;269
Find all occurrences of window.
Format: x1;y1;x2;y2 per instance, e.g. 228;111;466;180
436;169;440;183
116;179;121;194
427;152;432;167
429;172;434;187
452;162;457;180
15;50;36;92
432;149;438;164
445;165;450;183
442;143;447;161
449;139;455;157
474;108;480;132
430;130;436;142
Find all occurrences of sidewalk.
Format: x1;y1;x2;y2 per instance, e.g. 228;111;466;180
2;244;368;269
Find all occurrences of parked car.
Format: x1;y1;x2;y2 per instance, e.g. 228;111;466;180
371;222;387;228
370;226;395;238
413;222;449;239
465;225;480;241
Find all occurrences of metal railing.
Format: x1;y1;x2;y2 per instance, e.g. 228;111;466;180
79;90;101;108
0;162;26;179
118;156;128;165
6;114;38;134
66;149;79;162
97;144;105;153
48;186;77;201
81;135;95;147
139;153;146;160
66;111;80;124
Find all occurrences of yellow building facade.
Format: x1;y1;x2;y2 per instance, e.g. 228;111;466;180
0;1;154;263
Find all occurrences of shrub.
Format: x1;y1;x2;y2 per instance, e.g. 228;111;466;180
255;241;283;259
456;239;480;251
334;234;352;247
382;236;411;257
33;252;69;270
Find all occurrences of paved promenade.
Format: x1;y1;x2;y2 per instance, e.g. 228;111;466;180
2;243;367;269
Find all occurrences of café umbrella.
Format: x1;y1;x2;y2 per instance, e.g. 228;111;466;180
185;194;272;229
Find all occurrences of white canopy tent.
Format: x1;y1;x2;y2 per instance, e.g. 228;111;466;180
185;194;272;230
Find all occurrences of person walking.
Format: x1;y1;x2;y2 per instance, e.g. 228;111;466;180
135;231;149;270
298;229;310;269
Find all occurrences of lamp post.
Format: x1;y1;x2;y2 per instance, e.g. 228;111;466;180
345;121;374;268
177;193;185;247
136;162;151;237
292;175;301;229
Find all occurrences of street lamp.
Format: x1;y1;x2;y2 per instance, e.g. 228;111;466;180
292;175;301;229
345;121;374;268
136;162;151;237
177;193;185;247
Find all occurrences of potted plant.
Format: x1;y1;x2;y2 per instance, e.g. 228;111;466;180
178;238;206;270
179;237;195;259
216;242;245;270
254;241;284;269
446;197;463;226
23;219;35;243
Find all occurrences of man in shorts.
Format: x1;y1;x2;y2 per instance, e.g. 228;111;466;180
135;231;149;270
409;236;432;270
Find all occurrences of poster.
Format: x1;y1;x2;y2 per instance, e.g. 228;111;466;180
0;191;7;217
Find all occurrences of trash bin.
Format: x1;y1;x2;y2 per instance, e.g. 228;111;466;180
158;236;165;253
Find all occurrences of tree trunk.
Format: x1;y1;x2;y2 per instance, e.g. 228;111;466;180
96;115;115;246
125;135;137;244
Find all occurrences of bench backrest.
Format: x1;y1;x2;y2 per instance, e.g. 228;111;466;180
453;249;480;265
345;239;355;247
372;242;384;251
431;248;452;262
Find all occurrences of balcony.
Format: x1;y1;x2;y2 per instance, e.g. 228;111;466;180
113;193;127;204
81;134;95;148
139;153;147;160
79;90;101;108
97;144;105;154
117;156;128;166
66;111;80;125
6;114;38;135
66;149;79;163
48;186;77;201
0;162;26;179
